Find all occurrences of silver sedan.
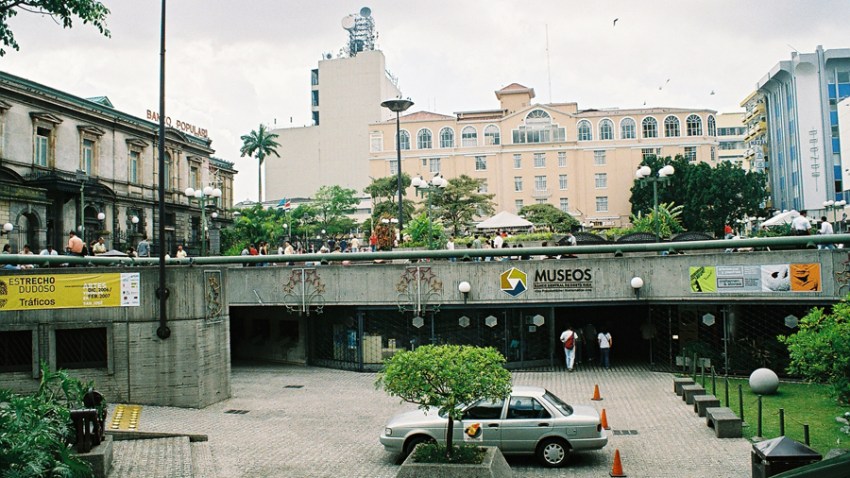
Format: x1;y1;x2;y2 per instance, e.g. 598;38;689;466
380;385;607;467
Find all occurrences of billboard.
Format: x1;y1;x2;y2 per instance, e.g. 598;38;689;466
0;273;140;311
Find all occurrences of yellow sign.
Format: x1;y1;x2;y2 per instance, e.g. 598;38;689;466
0;273;140;311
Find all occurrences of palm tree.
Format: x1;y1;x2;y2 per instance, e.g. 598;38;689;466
240;124;281;203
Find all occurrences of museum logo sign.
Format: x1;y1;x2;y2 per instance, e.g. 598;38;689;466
532;267;594;292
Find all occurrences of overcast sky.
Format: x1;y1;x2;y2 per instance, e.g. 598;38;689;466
2;0;849;202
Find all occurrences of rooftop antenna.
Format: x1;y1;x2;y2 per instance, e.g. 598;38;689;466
545;24;552;104
342;7;376;57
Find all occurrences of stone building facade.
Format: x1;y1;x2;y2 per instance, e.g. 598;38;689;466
0;71;236;255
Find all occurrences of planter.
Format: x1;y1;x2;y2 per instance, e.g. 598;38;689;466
396;445;512;478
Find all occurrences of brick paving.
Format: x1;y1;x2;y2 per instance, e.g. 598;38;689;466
107;363;752;477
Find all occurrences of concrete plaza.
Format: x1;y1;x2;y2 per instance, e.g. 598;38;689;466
107;363;752;477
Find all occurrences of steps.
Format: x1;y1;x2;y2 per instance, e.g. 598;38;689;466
107;436;217;478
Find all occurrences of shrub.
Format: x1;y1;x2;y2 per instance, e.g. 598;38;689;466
0;363;99;477
412;443;485;464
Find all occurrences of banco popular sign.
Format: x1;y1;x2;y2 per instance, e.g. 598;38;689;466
501;267;594;296
0;273;140;311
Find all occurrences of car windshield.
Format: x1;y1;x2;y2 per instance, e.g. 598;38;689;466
543;390;573;416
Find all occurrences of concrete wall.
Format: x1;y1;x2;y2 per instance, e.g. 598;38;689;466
0;267;230;408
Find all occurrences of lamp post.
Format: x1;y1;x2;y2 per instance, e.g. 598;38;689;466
635;164;675;241
823;200;847;233
184;185;222;256
131;215;139;233
380;98;414;242
75;169;88;241
411;173;447;249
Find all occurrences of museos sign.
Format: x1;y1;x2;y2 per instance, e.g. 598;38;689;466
532;267;594;292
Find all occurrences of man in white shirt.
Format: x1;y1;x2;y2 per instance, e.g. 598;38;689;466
818;216;835;250
559;326;578;372
597;331;612;369
791;211;811;236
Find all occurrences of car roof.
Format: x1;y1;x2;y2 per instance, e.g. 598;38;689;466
511;385;546;395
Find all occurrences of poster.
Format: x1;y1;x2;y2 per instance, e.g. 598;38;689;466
0;273;140;311
690;264;820;293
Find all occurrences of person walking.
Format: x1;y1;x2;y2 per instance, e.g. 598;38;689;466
818;216;835;250
136;235;150;257
791;210;811;236
597;330;612;369
560;325;578;371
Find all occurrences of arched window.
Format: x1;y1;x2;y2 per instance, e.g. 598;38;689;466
707;115;716;136
620;118;636;139
439;127;454;148
526;109;550;120
642;117;658;138
513;109;564;143
664;116;680;137
599;119;614;140
461;126;477;147
577;120;592;141
417;129;432;149
484;125;500;145
686;114;703;136
399;130;410;150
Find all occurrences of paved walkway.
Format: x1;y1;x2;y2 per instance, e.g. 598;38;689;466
107;363;751;477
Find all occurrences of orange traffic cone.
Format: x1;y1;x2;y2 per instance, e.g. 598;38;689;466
591;384;603;401
600;408;611;430
609;448;627;477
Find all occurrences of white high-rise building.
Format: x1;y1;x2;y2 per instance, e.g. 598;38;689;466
265;8;401;202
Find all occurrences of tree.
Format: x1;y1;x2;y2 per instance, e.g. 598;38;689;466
219;204;287;254
431;175;495;236
630;155;768;236
0;0;110;56
629;202;685;238
403;212;446;248
240;124;280;203
364;174;414;226
518;203;578;233
312;185;358;236
376;345;512;459
779;297;850;404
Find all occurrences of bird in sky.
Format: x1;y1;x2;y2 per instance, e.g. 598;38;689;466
613;18;619;26
710;90;715;95
659;78;670;90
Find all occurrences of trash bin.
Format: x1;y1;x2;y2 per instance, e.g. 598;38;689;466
752;436;822;478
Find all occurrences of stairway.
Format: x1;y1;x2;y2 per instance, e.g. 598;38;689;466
107;436;217;478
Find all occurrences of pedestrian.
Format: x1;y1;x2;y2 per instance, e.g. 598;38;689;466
560;325;578;371
283;240;295;265
39;245;58;256
67;230;83;256
597;329;612;369
126;247;137;258
564;231;578;258
818;215;835;250
350;235;360;252
136;235;150;257
369;232;378;252
92;236;107;255
791;210;811;236
2;244;10;254
176;244;188;258
241;244;250;267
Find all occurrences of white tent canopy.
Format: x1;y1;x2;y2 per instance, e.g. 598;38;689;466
761;210;799;227
476;211;533;230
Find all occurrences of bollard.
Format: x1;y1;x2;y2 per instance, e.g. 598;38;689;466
681;349;687;373
701;362;706;387
724;376;730;407
738;384;744;422
692;352;698;381
757;395;763;437
804;424;810;446
779;408;785;436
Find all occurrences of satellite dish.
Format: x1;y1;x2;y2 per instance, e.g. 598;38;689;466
325;53;332;60
341;14;355;30
359;6;371;17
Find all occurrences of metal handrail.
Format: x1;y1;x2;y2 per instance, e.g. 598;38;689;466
0;234;845;268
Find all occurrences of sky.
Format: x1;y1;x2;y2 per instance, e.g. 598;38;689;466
2;0;849;203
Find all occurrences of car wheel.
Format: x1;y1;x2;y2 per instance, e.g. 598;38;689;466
403;435;435;459
536;438;570;468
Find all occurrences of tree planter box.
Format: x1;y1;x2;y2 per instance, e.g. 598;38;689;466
396;445;512;478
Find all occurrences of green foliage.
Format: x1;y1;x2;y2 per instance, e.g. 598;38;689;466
240;124;281;201
431;175;495;236
312;185;358;236
630;155;768;236
376;345;512;458
0;1;110;57
364;175;415;227
779;298;850;404
629;202;685;238
412;443;484;464
518;203;578;233
0;362;99;477
403;213;446;249
220;204;288;253
756;224;791;237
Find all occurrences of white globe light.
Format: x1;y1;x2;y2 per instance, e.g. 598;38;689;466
184;187;195;197
660;165;675;177
131;216;139;224
458;281;471;293
211;212;218;219
630;277;644;289
838;200;847;207
97;212;106;221
203;186;214;196
212;188;222;198
3;223;13;232
824;200;835;207
638;165;651;177
194;190;203;199
412;176;423;188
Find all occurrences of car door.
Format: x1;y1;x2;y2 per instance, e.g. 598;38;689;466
499;395;554;453
455;398;505;448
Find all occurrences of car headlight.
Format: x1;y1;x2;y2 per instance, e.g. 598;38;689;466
385;428;393;436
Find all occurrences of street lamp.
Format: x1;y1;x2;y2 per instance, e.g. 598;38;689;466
184;185;222;256
131;215;139;233
381;97;414;242
412;173;447;249
635;164;675;242
75;169;88;240
823;199;847;233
